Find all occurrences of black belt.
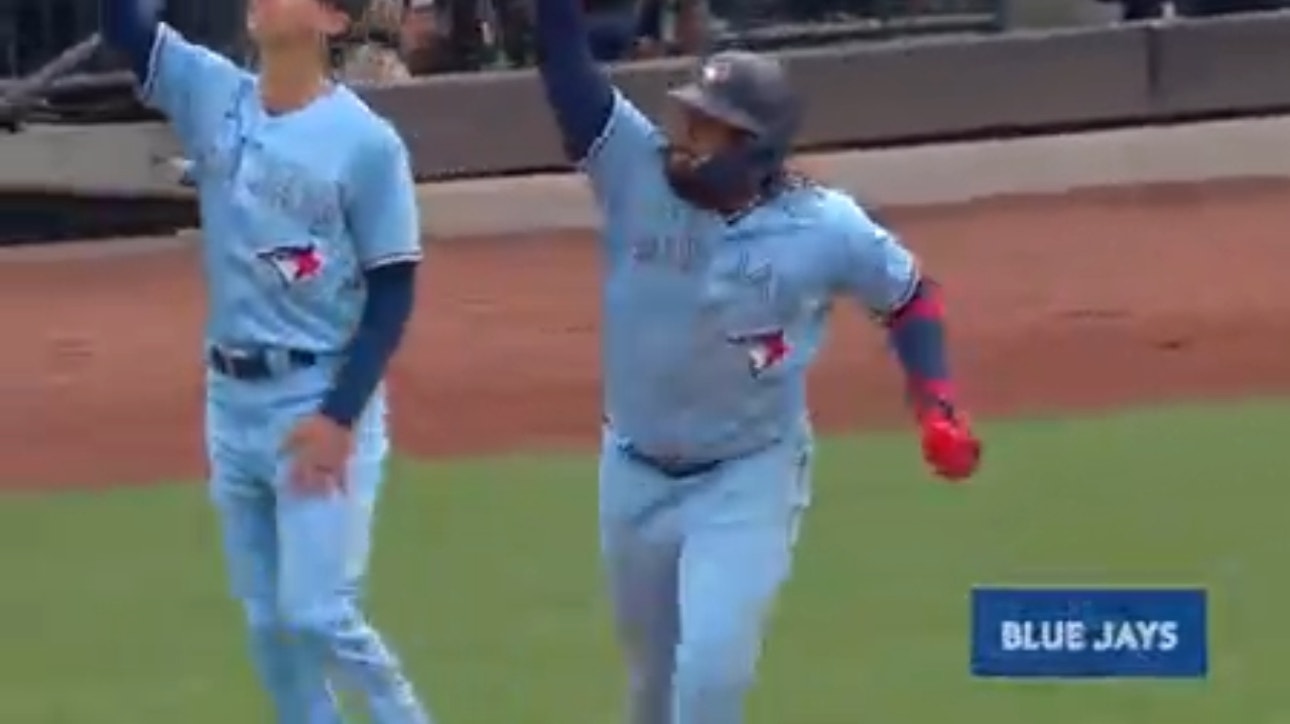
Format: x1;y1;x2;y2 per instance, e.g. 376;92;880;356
619;443;724;479
208;346;318;381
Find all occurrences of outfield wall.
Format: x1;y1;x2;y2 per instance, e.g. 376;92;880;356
6;11;1290;201
419;115;1290;237
339;10;1290;180
3;112;1287;258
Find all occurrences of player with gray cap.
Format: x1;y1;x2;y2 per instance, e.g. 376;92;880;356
533;0;982;720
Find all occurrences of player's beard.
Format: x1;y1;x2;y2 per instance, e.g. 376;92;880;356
663;146;754;213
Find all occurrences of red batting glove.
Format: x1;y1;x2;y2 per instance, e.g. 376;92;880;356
918;400;981;482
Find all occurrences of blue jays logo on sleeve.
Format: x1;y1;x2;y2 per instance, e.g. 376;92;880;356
257;244;324;286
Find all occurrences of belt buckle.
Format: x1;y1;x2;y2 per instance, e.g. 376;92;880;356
216;346;254;362
211;346;262;379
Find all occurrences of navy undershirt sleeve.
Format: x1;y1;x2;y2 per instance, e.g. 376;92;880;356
534;0;616;161
884;278;956;414
100;0;157;80
887;279;950;383
320;261;417;428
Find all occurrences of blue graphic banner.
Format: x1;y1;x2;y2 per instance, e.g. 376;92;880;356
970;587;1208;678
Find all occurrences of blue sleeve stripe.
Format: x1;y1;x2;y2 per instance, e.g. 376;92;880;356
139;23;167;99
364;250;423;270
574;91;619;169
882;266;922;318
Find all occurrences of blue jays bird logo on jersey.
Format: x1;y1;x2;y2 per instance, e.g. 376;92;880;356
257;244;324;286
728;328;789;377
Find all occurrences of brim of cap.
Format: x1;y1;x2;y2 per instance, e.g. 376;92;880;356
668;83;764;135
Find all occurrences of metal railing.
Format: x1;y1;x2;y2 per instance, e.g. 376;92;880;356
0;0;248;79
0;0;1008;75
0;0;1007;128
0;0;253;127
708;0;1006;50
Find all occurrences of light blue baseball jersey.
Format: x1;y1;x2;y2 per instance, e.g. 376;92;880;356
142;25;421;353
584;91;919;461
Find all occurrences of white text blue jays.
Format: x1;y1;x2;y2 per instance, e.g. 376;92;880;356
1000;619;1180;652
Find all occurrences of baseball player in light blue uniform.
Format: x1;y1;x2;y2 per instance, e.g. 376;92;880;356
102;0;432;721
534;1;983;721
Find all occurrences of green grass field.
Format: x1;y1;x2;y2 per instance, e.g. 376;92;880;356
0;400;1283;723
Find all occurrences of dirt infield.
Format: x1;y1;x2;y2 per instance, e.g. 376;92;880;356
3;178;1290;490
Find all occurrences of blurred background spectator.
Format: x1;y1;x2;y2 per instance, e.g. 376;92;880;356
1091;0;1285;23
400;0;452;72
583;0;707;61
333;0;414;82
1175;0;1286;13
0;0;1061;88
400;0;533;72
6;0;1290;102
585;0;646;61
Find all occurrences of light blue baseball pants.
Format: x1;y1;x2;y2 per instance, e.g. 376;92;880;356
599;427;813;724
205;361;430;724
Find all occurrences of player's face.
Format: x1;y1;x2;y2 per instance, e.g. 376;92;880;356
668;105;742;161
247;0;347;48
663;103;755;210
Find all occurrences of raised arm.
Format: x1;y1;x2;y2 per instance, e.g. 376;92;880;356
100;0;245;149
532;0;614;162
99;0;156;80
533;0;666;210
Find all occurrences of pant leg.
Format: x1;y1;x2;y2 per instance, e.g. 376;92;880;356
273;396;431;724
206;388;342;724
671;438;813;724
599;431;685;724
